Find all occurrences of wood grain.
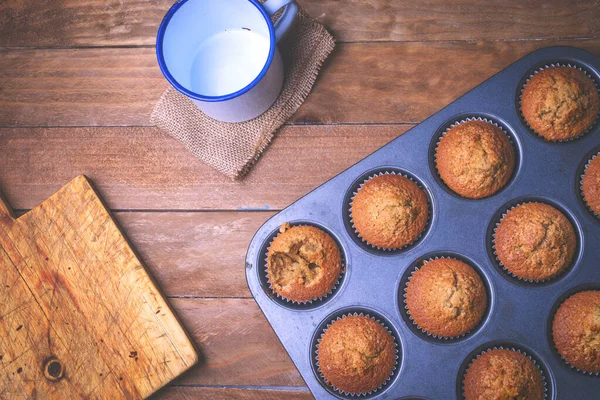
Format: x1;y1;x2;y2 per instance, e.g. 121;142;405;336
2;40;600;127
0;48;163;127
0;125;403;210
303;0;600;42
114;211;274;298
0;0;598;47
168;298;303;387
0;176;197;399
151;386;312;400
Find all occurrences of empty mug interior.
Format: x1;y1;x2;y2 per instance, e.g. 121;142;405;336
160;0;273;100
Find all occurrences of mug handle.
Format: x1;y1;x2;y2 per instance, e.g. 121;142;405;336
262;0;298;43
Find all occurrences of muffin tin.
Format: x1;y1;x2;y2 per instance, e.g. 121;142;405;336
245;46;600;399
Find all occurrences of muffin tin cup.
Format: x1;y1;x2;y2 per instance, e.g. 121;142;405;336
312;309;400;398
400;255;490;342
346;169;433;253
548;285;600;377
263;222;346;309
490;200;579;284
579;150;600;219
432;116;518;199
459;344;550;399
518;62;600;143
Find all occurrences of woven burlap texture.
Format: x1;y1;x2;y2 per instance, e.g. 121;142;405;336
150;10;335;179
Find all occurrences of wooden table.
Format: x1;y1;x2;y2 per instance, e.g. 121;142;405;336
1;1;599;398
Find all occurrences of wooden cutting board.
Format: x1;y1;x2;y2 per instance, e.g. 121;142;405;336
0;175;197;399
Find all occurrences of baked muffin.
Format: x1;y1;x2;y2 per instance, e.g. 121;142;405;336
464;349;544;400
582;155;600;215
436;120;515;198
267;224;341;302
351;174;428;249
521;66;599;141
318;315;395;394
406;258;487;337
494;203;576;281
552;291;600;373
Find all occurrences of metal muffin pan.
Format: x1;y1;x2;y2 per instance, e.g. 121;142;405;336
245;46;600;399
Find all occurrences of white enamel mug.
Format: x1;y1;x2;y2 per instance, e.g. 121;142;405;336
156;0;298;123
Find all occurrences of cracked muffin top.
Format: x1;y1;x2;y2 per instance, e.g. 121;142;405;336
267;224;341;302
552;290;600;373
582;155;600;216
436;120;515;199
521;66;599;141
351;174;428;249
494;203;576;281
464;349;544;400
405;258;487;338
318;315;396;394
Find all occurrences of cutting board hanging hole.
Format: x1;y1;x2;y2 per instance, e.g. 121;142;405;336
43;357;64;382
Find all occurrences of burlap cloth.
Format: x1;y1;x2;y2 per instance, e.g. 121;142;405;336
151;10;335;179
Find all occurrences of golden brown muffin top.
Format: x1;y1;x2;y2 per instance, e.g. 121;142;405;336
318;315;396;394
464;349;544;400
436;120;515;199
552;291;600;373
351;174;429;249
267;224;341;302
521;66;599;141
406;258;487;338
494;203;576;281
582;155;600;216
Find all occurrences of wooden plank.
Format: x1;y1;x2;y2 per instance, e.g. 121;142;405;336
303;0;600;42
2;40;600;127
0;48;163;127
0;176;197;399
151;386;312;400
0;0;598;47
168;298;304;386
113;211;275;298
0;125;403;210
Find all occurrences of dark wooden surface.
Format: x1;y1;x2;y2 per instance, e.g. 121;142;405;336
1;0;599;398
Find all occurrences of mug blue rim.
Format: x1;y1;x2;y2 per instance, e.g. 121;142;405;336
156;0;276;103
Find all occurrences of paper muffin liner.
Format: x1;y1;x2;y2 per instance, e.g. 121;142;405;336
491;201;574;284
402;256;485;341
433;116;516;198
461;345;549;399
264;222;345;306
550;290;600;377
519;62;600;142
348;170;432;252
580;151;600;219
314;311;400;398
